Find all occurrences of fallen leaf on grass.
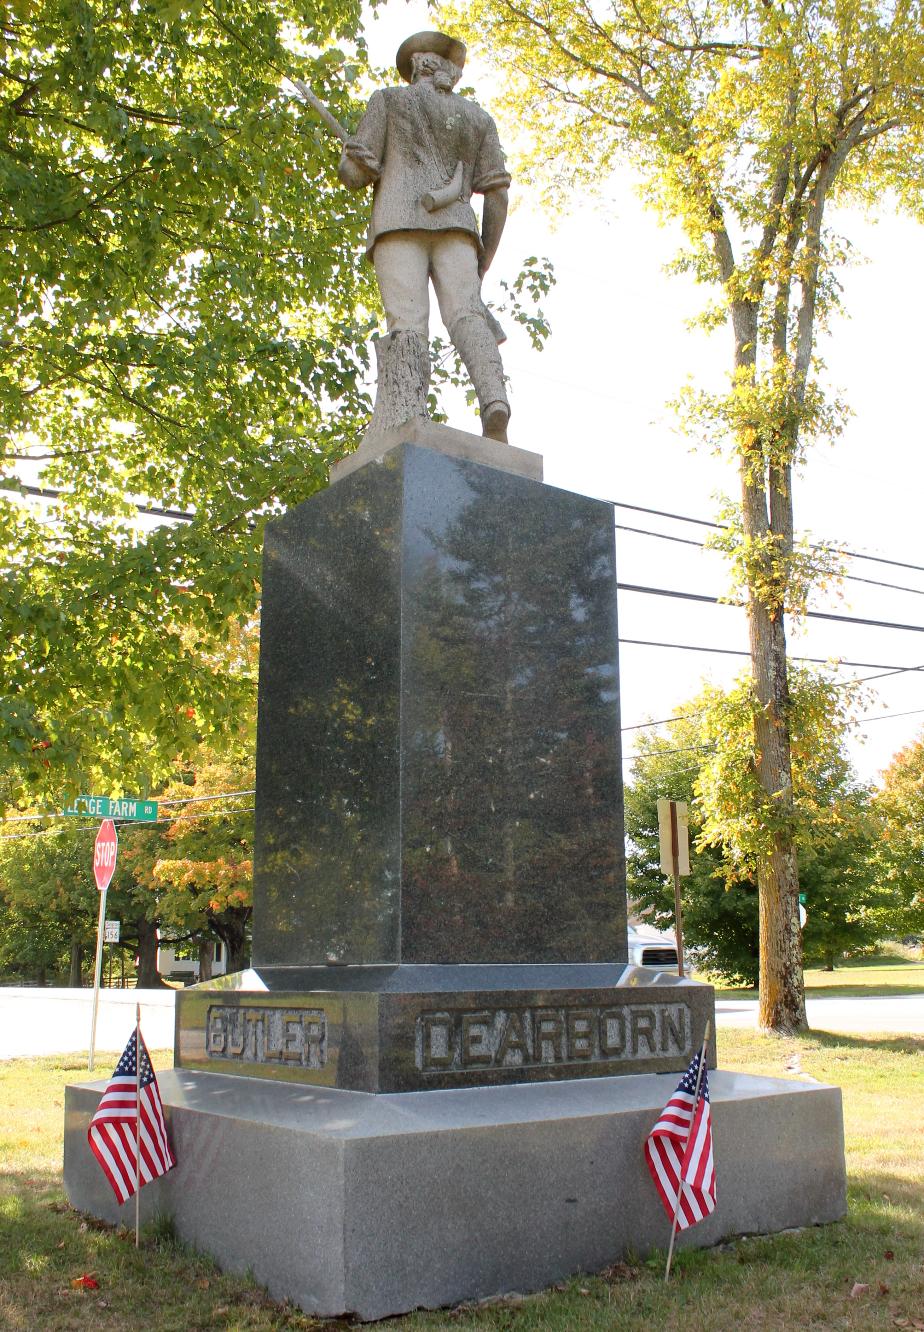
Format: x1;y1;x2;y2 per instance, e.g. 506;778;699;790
849;1283;870;1299
196;1278;210;1290
892;1319;909;1328
879;1282;891;1295
70;1274;99;1290
885;1251;895;1260
578;1287;591;1295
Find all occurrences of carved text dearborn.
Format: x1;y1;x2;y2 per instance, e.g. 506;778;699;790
416;1002;692;1074
207;1006;327;1068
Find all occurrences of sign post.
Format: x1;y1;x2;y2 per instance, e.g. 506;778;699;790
656;798;691;978
88;819;119;1072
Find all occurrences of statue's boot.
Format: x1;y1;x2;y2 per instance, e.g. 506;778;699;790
449;314;510;443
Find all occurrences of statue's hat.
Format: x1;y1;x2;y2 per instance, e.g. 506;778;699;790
396;31;466;82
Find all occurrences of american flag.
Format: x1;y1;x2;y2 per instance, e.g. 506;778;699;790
644;1049;716;1230
87;1028;176;1205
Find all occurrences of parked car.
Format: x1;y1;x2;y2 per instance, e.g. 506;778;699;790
627;922;679;971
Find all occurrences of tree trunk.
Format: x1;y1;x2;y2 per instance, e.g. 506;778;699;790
366;330;430;442
211;907;251;975
135;917;164;989
741;465;807;1035
68;934;84;987
824;952;835;972
732;296;806;1035
198;935;213;983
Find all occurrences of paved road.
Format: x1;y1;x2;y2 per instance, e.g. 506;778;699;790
0;987;176;1060
716;992;924;1034
1;985;921;1061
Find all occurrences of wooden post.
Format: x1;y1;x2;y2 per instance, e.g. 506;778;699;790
669;800;685;979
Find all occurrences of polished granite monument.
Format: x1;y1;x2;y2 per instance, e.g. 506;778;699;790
172;432;714;1090
64;423;846;1320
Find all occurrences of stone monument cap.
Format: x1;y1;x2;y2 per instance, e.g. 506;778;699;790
396;31;466;81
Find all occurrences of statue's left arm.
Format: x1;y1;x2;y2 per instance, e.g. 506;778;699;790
473;116;512;278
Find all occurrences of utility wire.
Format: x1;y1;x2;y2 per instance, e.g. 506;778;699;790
618;582;924;635
0;789;256;825
620;638;921;672
9;480;924;580
0;805;254;842
610;499;924;575
615;524;924;597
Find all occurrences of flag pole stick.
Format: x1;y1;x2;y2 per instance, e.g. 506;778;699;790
664;1019;711;1284
135;1002;141;1248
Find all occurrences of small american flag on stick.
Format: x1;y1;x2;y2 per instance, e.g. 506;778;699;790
644;1022;716;1280
87;1021;175;1208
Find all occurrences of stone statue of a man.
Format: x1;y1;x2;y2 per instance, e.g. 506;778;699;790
338;32;511;443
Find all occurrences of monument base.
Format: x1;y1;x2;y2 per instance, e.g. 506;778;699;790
64;1069;846;1321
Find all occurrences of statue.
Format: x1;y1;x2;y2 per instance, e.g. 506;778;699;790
297;33;512;444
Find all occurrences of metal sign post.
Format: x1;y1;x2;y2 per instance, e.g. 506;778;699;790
88;819;119;1072
657;798;691;978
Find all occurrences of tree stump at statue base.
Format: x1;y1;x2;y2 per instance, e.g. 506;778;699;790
365;330;429;443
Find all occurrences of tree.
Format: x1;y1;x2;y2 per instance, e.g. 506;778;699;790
1;4;554;815
0;0;381;811
0;819;162;986
873;735;924;942
441;0;924;1029
626;669;882;986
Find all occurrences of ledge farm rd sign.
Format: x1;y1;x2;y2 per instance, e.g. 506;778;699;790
64;795;158;822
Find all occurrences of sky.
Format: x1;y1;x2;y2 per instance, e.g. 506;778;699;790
359;0;924;786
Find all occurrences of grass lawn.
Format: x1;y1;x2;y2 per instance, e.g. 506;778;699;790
710;947;924;999
1;1030;922;1331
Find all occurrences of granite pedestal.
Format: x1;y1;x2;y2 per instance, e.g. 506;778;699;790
65;426;847;1318
64;1068;847;1321
175;434;717;1092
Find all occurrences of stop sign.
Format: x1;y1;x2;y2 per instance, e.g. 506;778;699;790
93;819;118;892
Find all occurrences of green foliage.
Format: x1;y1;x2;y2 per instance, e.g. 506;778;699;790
626;670;885;984
872;734;924;939
0;0;378;810
442;0;924;519
1;4;554;814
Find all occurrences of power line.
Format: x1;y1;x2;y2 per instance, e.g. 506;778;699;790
5;482;196;523
617;582;924;635
615;524;924;597
0;805;254;842
0;789;256;825
610;499;924;575
620;638;922;672
9;479;924;581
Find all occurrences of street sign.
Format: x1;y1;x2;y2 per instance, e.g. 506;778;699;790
63;795;158;822
656;798;691;979
657;799;691;877
93;820;119;892
104;919;120;943
798;892;807;905
799;904;807;929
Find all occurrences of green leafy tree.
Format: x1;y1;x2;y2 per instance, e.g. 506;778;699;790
441;0;924;1030
0;820;161;986
1;2;553;815
1;0;378;810
872;735;924;942
626;670;882;986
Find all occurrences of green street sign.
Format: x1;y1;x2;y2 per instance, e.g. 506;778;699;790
63;795;159;822
798;893;807;905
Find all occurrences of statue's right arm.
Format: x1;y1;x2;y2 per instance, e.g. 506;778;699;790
338;90;386;189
